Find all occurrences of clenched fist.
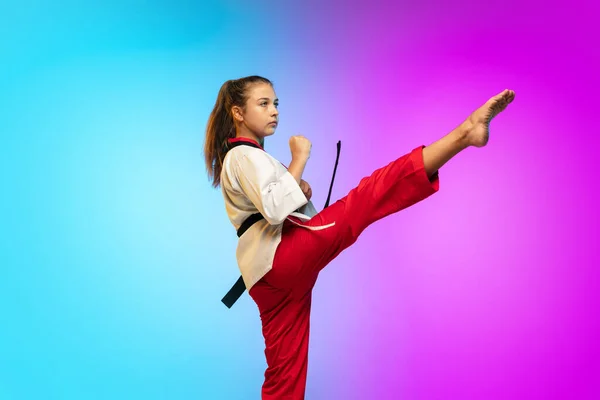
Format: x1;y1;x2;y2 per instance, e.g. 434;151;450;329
299;179;312;200
289;135;311;161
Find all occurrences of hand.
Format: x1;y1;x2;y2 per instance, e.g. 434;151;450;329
299;179;312;200
289;135;311;161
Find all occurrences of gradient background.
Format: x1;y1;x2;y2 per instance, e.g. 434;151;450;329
1;0;599;399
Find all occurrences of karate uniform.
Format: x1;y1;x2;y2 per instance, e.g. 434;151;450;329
220;137;440;399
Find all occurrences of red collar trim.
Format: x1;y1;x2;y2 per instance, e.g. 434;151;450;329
227;137;264;151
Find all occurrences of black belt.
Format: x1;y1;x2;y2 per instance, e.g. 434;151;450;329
220;212;265;308
221;140;341;308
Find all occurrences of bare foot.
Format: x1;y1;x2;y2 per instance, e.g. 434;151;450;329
463;89;515;147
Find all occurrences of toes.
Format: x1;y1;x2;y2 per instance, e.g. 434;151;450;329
505;89;515;102
497;89;515;105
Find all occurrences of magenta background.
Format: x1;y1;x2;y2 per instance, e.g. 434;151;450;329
281;1;600;399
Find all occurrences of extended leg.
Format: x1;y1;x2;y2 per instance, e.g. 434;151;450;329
267;89;517;294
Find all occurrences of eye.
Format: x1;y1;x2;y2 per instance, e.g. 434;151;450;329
260;102;268;106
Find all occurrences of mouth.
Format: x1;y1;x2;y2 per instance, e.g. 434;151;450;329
268;121;278;126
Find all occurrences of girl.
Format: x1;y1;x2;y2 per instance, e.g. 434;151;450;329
204;75;515;399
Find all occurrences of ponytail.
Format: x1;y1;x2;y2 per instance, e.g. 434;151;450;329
204;75;272;188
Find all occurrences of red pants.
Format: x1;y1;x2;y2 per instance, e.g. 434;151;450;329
248;146;440;399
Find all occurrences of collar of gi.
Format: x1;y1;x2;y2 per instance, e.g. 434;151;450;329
227;137;264;151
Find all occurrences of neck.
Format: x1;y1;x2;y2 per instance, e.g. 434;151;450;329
236;132;264;147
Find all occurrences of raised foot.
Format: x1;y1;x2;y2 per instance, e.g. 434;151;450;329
464;89;516;147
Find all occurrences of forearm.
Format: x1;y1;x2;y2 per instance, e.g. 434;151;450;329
287;157;308;184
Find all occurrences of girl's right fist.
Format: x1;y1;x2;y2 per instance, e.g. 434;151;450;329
289;135;311;160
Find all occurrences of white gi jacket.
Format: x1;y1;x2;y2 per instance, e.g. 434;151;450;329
220;138;333;291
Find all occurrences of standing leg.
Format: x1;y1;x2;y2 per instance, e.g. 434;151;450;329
249;277;313;400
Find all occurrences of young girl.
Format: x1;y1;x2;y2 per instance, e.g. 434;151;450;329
204;75;515;399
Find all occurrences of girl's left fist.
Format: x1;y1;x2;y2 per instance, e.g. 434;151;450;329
300;179;312;200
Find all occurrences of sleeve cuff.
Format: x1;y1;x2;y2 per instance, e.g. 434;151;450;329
277;170;309;219
411;145;440;194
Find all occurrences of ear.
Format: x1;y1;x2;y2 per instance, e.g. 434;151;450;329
231;106;244;122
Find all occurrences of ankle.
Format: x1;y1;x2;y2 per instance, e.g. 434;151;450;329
453;121;472;150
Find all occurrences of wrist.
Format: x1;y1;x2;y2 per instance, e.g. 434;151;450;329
291;154;309;164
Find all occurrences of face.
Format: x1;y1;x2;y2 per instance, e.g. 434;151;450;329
232;82;279;140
